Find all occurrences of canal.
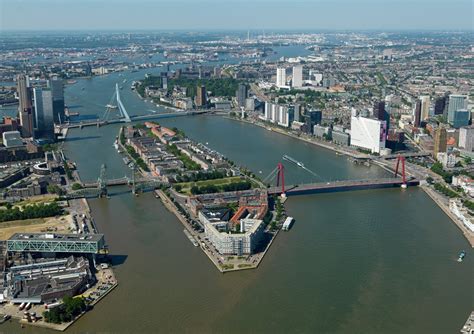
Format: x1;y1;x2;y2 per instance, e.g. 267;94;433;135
2;67;472;333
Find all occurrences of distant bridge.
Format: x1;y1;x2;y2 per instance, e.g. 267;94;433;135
268;177;419;196
62;82;209;129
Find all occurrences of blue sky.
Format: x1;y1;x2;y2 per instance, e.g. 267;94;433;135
0;0;472;31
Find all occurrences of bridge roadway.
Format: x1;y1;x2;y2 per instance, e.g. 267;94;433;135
268;177;419;196
62;110;209;129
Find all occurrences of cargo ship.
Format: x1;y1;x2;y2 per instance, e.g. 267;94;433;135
458;250;466;262
283;155;305;168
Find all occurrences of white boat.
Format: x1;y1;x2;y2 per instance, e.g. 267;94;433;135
106;104;118;109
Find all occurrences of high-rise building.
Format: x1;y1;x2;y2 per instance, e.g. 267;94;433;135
292;65;303;88
434;96;447;116
373;101;386;121
195;85;207;107
413;100;422;127
350;115;386;154
459;126;474;152
448;95;468;124
16;74;34;137
420;95;430;121
276;68;286;88
48;78;65;124
452;109;470;129
293;103;302;122
236;84;248;108
33;88;55;141
433;127;447;157
303;110;322;134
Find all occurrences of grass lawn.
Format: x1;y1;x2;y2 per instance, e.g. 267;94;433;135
175;177;244;195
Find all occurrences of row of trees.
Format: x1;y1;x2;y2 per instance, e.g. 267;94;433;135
190;180;252;195
125;145;149;172
43;296;87;324
166;144;201;171
0;202;63;222
433;183;458;198
175;170;227;183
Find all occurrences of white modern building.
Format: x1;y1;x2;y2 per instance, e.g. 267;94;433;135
350;115;387;153
201;214;265;255
292;65;303;88
276;68;286;88
420;95;431;121
2;131;23;148
459;126;474;152
263;102;294;127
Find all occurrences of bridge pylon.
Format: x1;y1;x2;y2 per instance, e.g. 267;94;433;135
394;155;407;188
276;162;285;195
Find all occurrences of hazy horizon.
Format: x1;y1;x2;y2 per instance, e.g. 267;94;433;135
1;0;472;31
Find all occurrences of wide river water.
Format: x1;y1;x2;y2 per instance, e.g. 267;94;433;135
2;63;472;333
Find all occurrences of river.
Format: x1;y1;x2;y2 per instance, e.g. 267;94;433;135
2;63;473;334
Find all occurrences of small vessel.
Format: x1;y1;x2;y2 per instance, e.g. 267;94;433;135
113;138;119;151
106;104;118;109
283;155;305;168
457;250;466;262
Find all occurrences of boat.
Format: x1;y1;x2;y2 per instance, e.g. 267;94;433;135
113;138;119;151
106;104;118;109
458;250;466;262
183;229;199;247
283;155;305;168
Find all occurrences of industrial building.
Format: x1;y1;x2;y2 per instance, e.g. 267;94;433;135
3;256;92;304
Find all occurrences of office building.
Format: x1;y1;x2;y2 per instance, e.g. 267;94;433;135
195;85;207;107
433;127;447;157
459;126;474;152
302;110;322;134
332;130;350;146
374;100;389;129
276;68;286;87
236;84;248;107
413;100;422;127
16;74;34;138
452;109;470;129
313;124;331;139
293;103;302;122
448;95;468;124
33;88;55;141
350;115;386;153
161;75;168;90
292;65;303;88
434;96;447;116
420;95;430;121
48;78;65;124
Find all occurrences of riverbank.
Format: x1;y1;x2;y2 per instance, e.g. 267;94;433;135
421;185;474;247
225;115;369;160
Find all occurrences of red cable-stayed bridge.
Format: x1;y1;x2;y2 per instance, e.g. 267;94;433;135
264;155;418;196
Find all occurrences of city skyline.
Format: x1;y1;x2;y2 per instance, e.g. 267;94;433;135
0;0;472;31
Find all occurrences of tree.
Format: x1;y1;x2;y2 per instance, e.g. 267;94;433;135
47;184;65;196
71;183;83;190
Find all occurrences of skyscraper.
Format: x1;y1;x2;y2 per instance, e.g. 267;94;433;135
413;100;422;127
33;88;55;141
276;68;286;88
433;127;447;157
195;85;207;107
420;95;430;121
48;78;65;124
236;84;248;108
434;96;447;116
292;65;303;88
447;94;468;124
16;74;34;138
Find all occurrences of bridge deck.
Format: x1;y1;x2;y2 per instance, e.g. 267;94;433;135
269;177;419;195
